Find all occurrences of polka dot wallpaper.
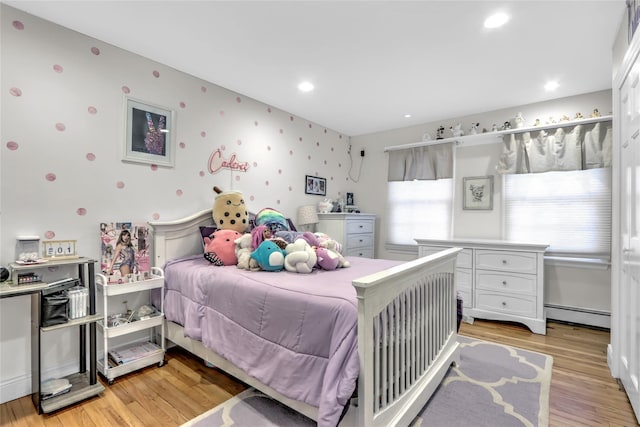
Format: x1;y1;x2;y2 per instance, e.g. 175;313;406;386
1;6;350;266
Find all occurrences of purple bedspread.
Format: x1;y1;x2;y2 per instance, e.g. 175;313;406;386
161;255;402;427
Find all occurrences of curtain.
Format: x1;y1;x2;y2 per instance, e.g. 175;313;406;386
387;142;454;181
496;121;612;174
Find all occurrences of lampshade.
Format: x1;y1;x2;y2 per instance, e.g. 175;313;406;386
297;205;319;228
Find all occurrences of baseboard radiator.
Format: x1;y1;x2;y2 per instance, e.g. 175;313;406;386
545;304;611;329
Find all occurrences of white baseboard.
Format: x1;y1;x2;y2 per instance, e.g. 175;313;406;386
545;304;611;329
0;359;79;405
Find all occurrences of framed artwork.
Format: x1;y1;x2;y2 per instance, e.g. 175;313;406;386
305;175;326;196
463;176;494;210
100;222;151;283
346;192;355;206
123;97;175;167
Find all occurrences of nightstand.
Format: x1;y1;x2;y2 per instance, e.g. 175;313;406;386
316;213;376;258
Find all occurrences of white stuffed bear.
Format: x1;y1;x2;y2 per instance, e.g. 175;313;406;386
235;233;259;271
284;238;317;274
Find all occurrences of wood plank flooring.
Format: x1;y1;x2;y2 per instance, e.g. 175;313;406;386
1;319;638;426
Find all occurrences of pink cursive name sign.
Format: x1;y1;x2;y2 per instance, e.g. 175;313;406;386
208;148;250;174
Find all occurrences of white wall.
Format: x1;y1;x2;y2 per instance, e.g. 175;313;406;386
350;90;613;326
0;5;352;403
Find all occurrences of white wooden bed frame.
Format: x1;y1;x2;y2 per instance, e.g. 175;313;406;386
149;209;461;427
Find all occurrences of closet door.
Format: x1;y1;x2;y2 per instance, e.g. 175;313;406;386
618;53;640;422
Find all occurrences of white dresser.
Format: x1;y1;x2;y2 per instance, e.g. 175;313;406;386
317;213;375;258
415;238;549;334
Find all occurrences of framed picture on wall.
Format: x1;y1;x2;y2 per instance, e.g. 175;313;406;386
305;175;326;196
123;97;175;167
463;175;494;210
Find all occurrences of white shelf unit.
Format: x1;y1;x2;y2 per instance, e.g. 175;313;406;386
96;267;165;384
7;257;105;414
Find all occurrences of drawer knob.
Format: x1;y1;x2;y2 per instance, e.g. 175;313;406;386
502;260;507;264
502;301;507;306
502;280;507;286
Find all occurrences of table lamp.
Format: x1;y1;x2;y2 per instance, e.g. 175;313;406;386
297;205;319;232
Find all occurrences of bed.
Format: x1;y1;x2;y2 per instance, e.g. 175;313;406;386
149;209;461;427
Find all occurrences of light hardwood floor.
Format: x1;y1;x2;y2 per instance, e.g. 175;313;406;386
1;319;638;426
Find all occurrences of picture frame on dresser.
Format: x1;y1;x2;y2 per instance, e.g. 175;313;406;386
123;97;175;167
463;175;494;210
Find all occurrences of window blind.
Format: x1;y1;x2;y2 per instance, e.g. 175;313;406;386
503;168;611;257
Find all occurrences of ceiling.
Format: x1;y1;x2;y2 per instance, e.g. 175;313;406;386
4;1;626;136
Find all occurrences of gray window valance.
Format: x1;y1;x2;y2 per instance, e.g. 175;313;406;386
496;121;612;174
387;142;454;181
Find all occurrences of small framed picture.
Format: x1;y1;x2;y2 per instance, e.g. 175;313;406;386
463;176;494;210
123;97;175;167
346;192;355;206
305;175;326;196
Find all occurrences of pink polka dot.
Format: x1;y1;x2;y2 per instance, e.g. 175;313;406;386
289;150;293;155
308;124;312;128
339;135;343;139
176;189;183;196
12;21;24;30
278;169;282;174
254;121;259;126
179;142;185;149
201;86;207;93
88;106;97;114
200;131;206;138
308;155;311;160
299;137;303;142
250;195;255;201
152;213;160;220
86;153;96;161
199;171;205;177
7;141;19;150
236;97;242;103
235;175;240;181
152;70;160;78
45;173;56;181
279;129;284;134
91;47;100;55
267;146;271;151
265;181;269;186
288;186;292;191
179;102;186;108
45;231;55;239
122;86;130;94
116;181;125;189
150;165;158;171
55;123;66;131
9;87;22;97
267;108;272;113
219;110;225;116
316;141;320;146
324;160;327;165
324;129;327;134
290;116;294;121
253;161;258;167
53;64;63;73
331;147;334;152
338;162;342;167
236;139;242;146
76;208;87;216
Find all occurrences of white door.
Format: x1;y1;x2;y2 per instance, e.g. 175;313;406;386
619;57;640;422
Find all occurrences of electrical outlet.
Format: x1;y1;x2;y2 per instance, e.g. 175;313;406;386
360;149;365;157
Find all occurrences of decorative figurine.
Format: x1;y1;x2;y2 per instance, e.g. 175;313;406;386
513;112;525;128
436;126;445;139
500;121;512;131
449;123;464;137
491;123;499;132
468;122;480;135
533;118;541;126
591;108;601;117
560;115;571;122
574;112;584;119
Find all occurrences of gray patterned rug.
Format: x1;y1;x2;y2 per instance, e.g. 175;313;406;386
182;336;552;427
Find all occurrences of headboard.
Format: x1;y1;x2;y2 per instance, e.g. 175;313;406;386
148;209;214;267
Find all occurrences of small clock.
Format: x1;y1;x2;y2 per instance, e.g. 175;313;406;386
43;240;78;259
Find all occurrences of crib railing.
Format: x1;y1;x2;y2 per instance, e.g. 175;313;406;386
353;248;461;427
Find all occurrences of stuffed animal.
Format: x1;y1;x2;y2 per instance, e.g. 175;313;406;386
203;229;242;266
212;186;249;233
284;238;317;274
235;233;259;271
254;207;289;234
314;232;343;254
315;247;340;270
250;240;285;272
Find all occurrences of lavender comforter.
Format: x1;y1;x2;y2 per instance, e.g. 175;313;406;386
161;254;402;426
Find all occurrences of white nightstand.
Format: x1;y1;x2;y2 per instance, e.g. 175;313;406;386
316;213;376;258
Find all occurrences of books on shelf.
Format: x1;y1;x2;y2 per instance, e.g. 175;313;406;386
41;378;72;400
108;341;159;365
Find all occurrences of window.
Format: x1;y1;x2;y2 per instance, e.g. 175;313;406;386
503;168;611;257
387;179;453;244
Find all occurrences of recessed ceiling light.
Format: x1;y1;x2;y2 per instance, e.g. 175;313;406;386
298;81;314;92
484;12;509;29
544;81;559;91
404;114;412;118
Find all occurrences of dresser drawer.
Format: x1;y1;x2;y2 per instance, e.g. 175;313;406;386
346;220;374;234
345;247;374;258
345;233;374;249
475;291;537;317
475;271;536;294
476;250;537;274
419;247;472;268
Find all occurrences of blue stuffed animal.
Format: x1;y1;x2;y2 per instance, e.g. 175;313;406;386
250;240;285;272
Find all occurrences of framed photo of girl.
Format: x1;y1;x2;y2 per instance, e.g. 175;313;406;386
123;97;175;167
305;175;326;196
